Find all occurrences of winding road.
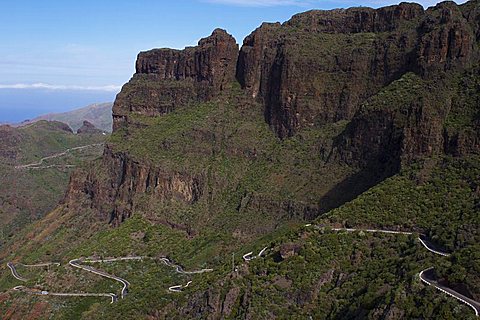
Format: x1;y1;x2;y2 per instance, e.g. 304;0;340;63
14;143;103;170
242;246;268;262
329;227;413;235
7;263;27;282
7;255;214;303
158;257;213;275
9;225;477;316
417;234;451;257
18;262;61;268
168;281;192;293
76;256;213;297
7;261;61;282
318;226;480;317
24;164;77;170
420;268;480;317
83;257;144;263
69;258;130;299
13;285;117;303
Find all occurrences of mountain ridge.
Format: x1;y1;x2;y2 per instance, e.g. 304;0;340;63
1;1;479;319
17;102;113;133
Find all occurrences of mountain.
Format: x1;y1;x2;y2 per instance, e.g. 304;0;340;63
0;121;106;250
0;1;479;319
18;102;113;132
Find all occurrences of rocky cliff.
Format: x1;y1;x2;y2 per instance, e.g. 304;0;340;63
66;144;204;228
76;120;104;134
113;29;238;131
65;1;480;232
113;1;478;140
333;59;480;177
237;1;478;138
4;2;480;318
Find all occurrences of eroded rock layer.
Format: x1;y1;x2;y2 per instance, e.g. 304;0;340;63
113;29;238;131
66;1;480;231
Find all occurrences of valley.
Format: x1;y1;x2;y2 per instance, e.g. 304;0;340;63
0;1;479;319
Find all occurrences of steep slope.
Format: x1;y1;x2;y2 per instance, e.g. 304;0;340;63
68;0;480;238
0;1;479;319
237;1;478;138
18;102;113;132
0;121;106;247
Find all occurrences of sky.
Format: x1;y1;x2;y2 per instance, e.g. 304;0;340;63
0;0;463;122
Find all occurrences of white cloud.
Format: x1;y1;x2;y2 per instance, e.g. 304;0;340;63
0;83;121;92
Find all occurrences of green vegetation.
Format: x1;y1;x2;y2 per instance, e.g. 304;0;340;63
108;85;356;242
445;68;480;129
0;121;106;247
323;156;480;251
1;88;478;319
1;40;479;320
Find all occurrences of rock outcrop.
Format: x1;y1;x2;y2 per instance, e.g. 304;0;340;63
65;145;204;227
237;1;478;138
64;1;480;231
332;64;480;177
417;1;476;74
113;29;238;131
111;1;479;139
77;120;103;134
236;3;422;137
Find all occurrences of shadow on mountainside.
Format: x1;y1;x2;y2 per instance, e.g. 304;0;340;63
317;167;394;216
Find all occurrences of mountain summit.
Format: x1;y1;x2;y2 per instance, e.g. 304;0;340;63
1;1;479;319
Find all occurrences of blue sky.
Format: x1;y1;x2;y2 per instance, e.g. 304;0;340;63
0;0;463;122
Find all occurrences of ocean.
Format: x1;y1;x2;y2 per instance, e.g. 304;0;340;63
0;89;117;123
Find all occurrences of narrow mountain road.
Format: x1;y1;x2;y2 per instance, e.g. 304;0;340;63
7;261;61;282
418;234;451;257
69;258;130;299
7;227;479;316
83;257;144;263
242;246;268;262
8;255;213;303
330;227;413;235
158;257;213;274
18;262;61;268
70;256;213;298
420;268;480;317
6;263;27;282
169;280;192;292
319;226;479;317
84;254;213;273
25;164;77;170
85;256;213;294
14;143;103;169
13;285;117;303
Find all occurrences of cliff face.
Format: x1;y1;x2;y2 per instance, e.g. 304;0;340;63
417;2;476;73
332;84;448;176
236;4;421;137
136;28;238;90
333;64;480;177
65;144;204;227
65;1;480;231
113;1;478;139
113;29;238;131
237;1;478;138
